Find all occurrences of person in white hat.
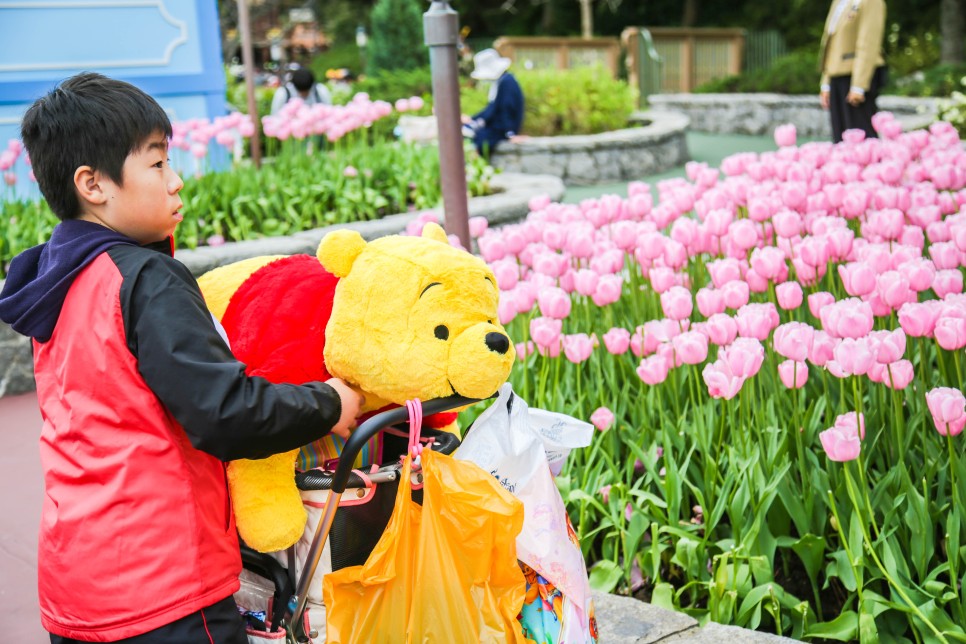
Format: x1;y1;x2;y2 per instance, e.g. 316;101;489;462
461;48;524;157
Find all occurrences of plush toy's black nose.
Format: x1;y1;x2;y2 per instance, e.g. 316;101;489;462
485;332;510;355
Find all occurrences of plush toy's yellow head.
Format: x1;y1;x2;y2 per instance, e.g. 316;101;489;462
319;223;515;406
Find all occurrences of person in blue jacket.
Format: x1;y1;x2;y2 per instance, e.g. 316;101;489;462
462;49;524;158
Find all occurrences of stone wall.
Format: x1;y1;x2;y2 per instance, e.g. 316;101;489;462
489;110;690;185
0;172;564;397
647;93;942;138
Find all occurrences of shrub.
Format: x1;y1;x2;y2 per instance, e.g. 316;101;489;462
461;67;636;137
887;63;966;97
352;66;434;105
694;48;820;95
367;0;426;76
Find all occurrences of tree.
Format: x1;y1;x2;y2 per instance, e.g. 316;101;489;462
941;0;965;63
367;0;426;75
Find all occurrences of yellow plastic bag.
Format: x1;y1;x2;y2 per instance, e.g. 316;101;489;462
323;449;527;643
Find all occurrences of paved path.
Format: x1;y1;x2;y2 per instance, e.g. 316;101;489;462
0;392;44;644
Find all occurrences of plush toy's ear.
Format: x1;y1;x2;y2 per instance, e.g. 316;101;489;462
317;229;367;278
421;222;449;244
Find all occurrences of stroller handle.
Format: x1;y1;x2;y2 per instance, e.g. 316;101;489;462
290;393;484;642
330;394;481;493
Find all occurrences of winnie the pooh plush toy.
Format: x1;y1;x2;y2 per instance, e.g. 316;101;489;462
197;223;515;553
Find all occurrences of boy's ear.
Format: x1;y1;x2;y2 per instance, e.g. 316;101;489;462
73;165;108;206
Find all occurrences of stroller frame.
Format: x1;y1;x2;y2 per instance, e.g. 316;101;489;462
240;394;479;643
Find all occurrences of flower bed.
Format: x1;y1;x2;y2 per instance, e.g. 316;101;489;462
460;113;966;639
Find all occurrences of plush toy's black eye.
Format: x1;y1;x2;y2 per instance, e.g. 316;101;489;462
434;325;449;340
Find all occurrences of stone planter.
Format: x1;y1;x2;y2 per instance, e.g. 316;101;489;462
648;93;942;138
489;110;690;186
0;171;564;397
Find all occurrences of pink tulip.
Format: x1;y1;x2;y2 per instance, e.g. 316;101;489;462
933;270;964;298
529;316;562;349
537;286;572;319
721;337;765;378
515;341;535;360
776;281;804;310
778;360;809;389
819;412;865;462
636;354;670;385
831;337;875;376
661;286;693;321
491;261;519;291
707;258;742;288
601;327;631;355
468;216;489;238
702;359;745;400
749;247;786;281
721;280;751;310
774;123;797;148
838;262;876;297
820;298;874;339
697;287;726;317
598;484;612;503
574;269;600;297
706;313;738;346
882;359;914;390
592;274;624;307
563;333;595;363
735;303;779;341
808;330;838;367
728;219;759;250
900;258;937;292
871;328;906;363
934;315;966;351
898;301;942;338
590;407;615;432
772;210;803;238
497;292;517;325
672;331;709;365
926;387;966;436
877;270;914;310
648;267;679;294
773;322;815;362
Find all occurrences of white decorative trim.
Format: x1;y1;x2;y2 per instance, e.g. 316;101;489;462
0;0;188;72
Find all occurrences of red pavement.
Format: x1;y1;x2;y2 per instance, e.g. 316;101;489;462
0;392;46;644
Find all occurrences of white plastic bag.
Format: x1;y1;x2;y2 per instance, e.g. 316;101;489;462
455;383;596;642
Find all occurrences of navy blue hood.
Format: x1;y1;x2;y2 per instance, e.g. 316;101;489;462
0;220;139;342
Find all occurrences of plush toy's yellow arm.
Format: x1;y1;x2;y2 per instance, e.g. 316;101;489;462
197;256;284;320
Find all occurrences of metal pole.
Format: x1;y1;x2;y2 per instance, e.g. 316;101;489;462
424;1;470;250
236;0;262;168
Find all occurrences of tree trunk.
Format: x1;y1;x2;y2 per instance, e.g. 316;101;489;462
579;0;593;38
941;0;966;63
682;0;698;27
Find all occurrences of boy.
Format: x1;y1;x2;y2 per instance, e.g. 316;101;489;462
0;72;363;643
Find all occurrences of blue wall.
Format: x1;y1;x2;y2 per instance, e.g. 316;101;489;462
0;0;226;197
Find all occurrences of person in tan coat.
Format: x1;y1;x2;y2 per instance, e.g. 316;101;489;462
818;0;887;142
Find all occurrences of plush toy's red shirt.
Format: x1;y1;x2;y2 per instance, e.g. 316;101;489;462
219;255;456;428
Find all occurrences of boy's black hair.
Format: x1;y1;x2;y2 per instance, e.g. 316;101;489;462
20;72;173;220
291;68;315;92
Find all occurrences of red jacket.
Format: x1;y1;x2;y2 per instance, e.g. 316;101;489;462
1;224;342;641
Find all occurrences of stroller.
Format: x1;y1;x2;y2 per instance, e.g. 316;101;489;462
236;394;477;643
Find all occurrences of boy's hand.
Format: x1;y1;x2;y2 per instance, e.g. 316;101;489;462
325;378;365;440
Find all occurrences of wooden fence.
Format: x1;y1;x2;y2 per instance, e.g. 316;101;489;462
623;27;745;95
492;36;621;78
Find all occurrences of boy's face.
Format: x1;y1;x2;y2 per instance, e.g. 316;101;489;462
96;132;184;245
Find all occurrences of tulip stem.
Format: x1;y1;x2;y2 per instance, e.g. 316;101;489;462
842;466;948;642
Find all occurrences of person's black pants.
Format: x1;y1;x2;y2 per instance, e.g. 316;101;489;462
49;595;248;644
829;65;887;143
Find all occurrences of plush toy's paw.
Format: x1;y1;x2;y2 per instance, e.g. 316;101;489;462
227;450;306;553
